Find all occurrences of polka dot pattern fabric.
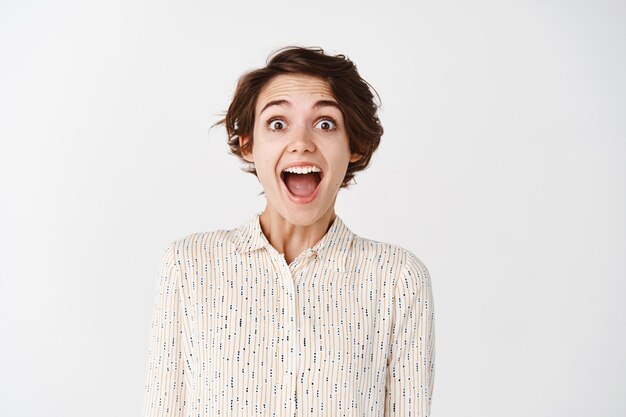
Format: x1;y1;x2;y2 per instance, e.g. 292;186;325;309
142;213;435;416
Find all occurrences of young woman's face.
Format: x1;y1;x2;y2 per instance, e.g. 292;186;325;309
240;73;361;226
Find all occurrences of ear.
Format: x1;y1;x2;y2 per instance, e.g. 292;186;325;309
239;135;254;163
349;152;362;163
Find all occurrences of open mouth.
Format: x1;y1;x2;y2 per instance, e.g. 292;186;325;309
280;167;323;200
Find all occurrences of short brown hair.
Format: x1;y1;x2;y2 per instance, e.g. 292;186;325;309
217;46;383;188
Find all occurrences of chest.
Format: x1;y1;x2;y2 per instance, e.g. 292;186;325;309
179;249;395;384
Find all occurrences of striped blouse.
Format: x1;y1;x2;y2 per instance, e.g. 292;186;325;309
142;212;435;417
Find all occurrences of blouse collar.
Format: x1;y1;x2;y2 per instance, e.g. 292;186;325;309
231;212;355;262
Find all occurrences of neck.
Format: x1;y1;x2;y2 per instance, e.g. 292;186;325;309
259;205;336;264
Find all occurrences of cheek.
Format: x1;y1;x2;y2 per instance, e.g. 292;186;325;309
330;146;352;168
327;157;351;186
251;146;278;179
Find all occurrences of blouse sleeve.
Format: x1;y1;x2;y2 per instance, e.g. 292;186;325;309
385;252;436;416
142;243;191;417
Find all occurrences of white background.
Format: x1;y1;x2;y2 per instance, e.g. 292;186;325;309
1;1;624;416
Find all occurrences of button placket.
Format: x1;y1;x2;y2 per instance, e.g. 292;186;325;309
269;248;317;414
268;249;299;413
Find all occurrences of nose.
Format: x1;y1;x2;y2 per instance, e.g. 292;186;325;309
287;125;316;154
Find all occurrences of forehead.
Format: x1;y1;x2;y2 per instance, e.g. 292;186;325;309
256;74;336;112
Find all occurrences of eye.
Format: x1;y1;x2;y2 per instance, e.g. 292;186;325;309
315;118;337;131
268;118;286;131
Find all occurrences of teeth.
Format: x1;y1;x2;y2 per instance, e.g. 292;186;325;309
283;165;321;175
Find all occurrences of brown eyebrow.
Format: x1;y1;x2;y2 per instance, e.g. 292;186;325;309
313;100;341;111
259;99;290;115
259;99;340;115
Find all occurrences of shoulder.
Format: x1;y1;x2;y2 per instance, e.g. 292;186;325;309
352;235;428;269
163;227;238;260
352;235;431;285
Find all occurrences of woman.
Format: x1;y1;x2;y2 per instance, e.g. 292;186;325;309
142;46;435;416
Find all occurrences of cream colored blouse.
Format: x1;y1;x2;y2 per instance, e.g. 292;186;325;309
142;213;435;416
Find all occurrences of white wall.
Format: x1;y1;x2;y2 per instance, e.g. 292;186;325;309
1;1;624;416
